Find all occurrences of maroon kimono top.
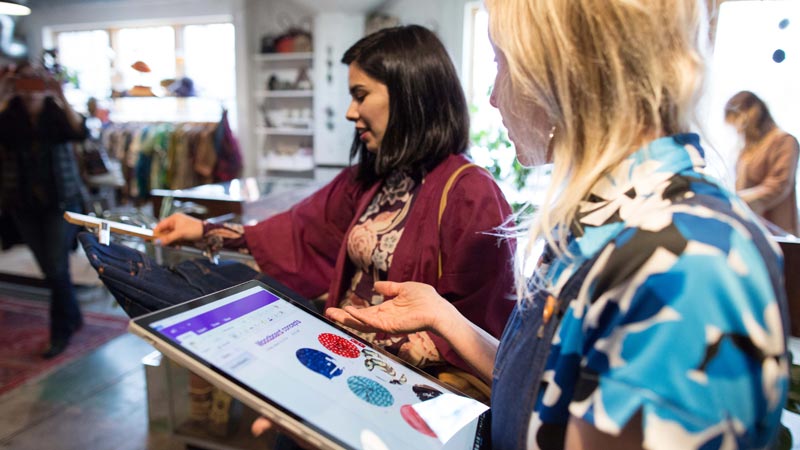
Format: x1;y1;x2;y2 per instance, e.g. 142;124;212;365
243;154;515;372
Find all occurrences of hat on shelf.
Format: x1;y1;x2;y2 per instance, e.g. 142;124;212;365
131;61;151;73
168;77;196;97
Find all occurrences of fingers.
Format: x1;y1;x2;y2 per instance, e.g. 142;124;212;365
342;305;376;324
325;307;375;332
153;213;197;246
152;216;175;235
153;219;178;245
324;307;348;323
251;417;314;450
373;281;400;297
154;233;177;246
251;417;273;437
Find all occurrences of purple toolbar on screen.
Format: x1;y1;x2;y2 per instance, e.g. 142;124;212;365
157;290;279;340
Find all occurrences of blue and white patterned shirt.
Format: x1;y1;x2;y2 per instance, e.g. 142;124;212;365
531;134;789;449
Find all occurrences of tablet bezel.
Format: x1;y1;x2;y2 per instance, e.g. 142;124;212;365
128;278;488;450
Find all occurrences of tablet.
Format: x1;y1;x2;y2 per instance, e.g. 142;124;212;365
64;211;155;240
128;279;491;450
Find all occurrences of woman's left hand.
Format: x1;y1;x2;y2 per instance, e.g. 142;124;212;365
325;281;457;336
251;416;314;449
251;416;273;437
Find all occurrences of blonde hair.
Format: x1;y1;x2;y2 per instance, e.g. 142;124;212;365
485;0;710;298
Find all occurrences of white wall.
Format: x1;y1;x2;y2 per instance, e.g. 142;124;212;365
311;13;364;168
375;0;472;79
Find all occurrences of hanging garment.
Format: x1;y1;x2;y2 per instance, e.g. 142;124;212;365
212;110;242;182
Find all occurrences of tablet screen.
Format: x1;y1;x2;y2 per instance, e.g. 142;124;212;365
136;282;489;450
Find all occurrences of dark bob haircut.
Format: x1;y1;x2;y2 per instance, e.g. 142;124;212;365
341;25;470;186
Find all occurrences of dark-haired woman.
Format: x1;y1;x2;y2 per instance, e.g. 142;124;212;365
725;90;799;235
154;25;515;392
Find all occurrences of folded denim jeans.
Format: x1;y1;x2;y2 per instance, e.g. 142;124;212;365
78;232;311;318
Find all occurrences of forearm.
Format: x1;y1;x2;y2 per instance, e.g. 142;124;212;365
434;305;498;384
738;183;792;213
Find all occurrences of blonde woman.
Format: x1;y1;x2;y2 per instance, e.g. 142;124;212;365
725;90;799;236
326;0;790;448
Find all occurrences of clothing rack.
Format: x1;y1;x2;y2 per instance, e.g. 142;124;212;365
96;110;242;202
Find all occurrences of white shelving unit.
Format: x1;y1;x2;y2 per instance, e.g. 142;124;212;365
254;127;314;136
252;52;315;176
253;89;313;98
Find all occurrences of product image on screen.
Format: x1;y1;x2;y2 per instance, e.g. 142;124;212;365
145;285;488;450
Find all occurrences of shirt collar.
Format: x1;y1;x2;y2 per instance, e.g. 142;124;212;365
577;133;705;228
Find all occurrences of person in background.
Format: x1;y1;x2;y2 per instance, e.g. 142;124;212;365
725;90;799;236
0;63;88;358
323;1;790;449
151;25;515;396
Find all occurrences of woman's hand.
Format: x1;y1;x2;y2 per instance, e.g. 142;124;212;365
251;417;273;437
327;280;499;383
251;417;314;449
153;213;204;246
325;281;457;336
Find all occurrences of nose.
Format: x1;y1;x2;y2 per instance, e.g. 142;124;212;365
345;100;358;122
489;85;498;108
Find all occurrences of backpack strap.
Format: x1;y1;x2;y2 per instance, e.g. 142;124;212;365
437;163;480;279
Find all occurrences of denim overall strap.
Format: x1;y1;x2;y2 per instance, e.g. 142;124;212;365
491;248;599;450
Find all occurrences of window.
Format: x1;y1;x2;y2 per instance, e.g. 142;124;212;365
116;26;176;94
183;23;236;101
51;22;236;122
56;30;112;100
463;3;550;208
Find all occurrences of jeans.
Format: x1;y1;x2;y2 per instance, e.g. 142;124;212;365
77;232;313;318
13;208;82;341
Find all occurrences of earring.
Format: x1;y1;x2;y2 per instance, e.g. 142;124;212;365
545;125;557;163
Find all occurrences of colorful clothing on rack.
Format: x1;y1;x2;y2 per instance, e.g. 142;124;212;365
97;111;241;200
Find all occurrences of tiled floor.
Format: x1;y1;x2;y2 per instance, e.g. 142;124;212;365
0;283;272;450
0;238;276;450
0;282;799;449
0;283;182;450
